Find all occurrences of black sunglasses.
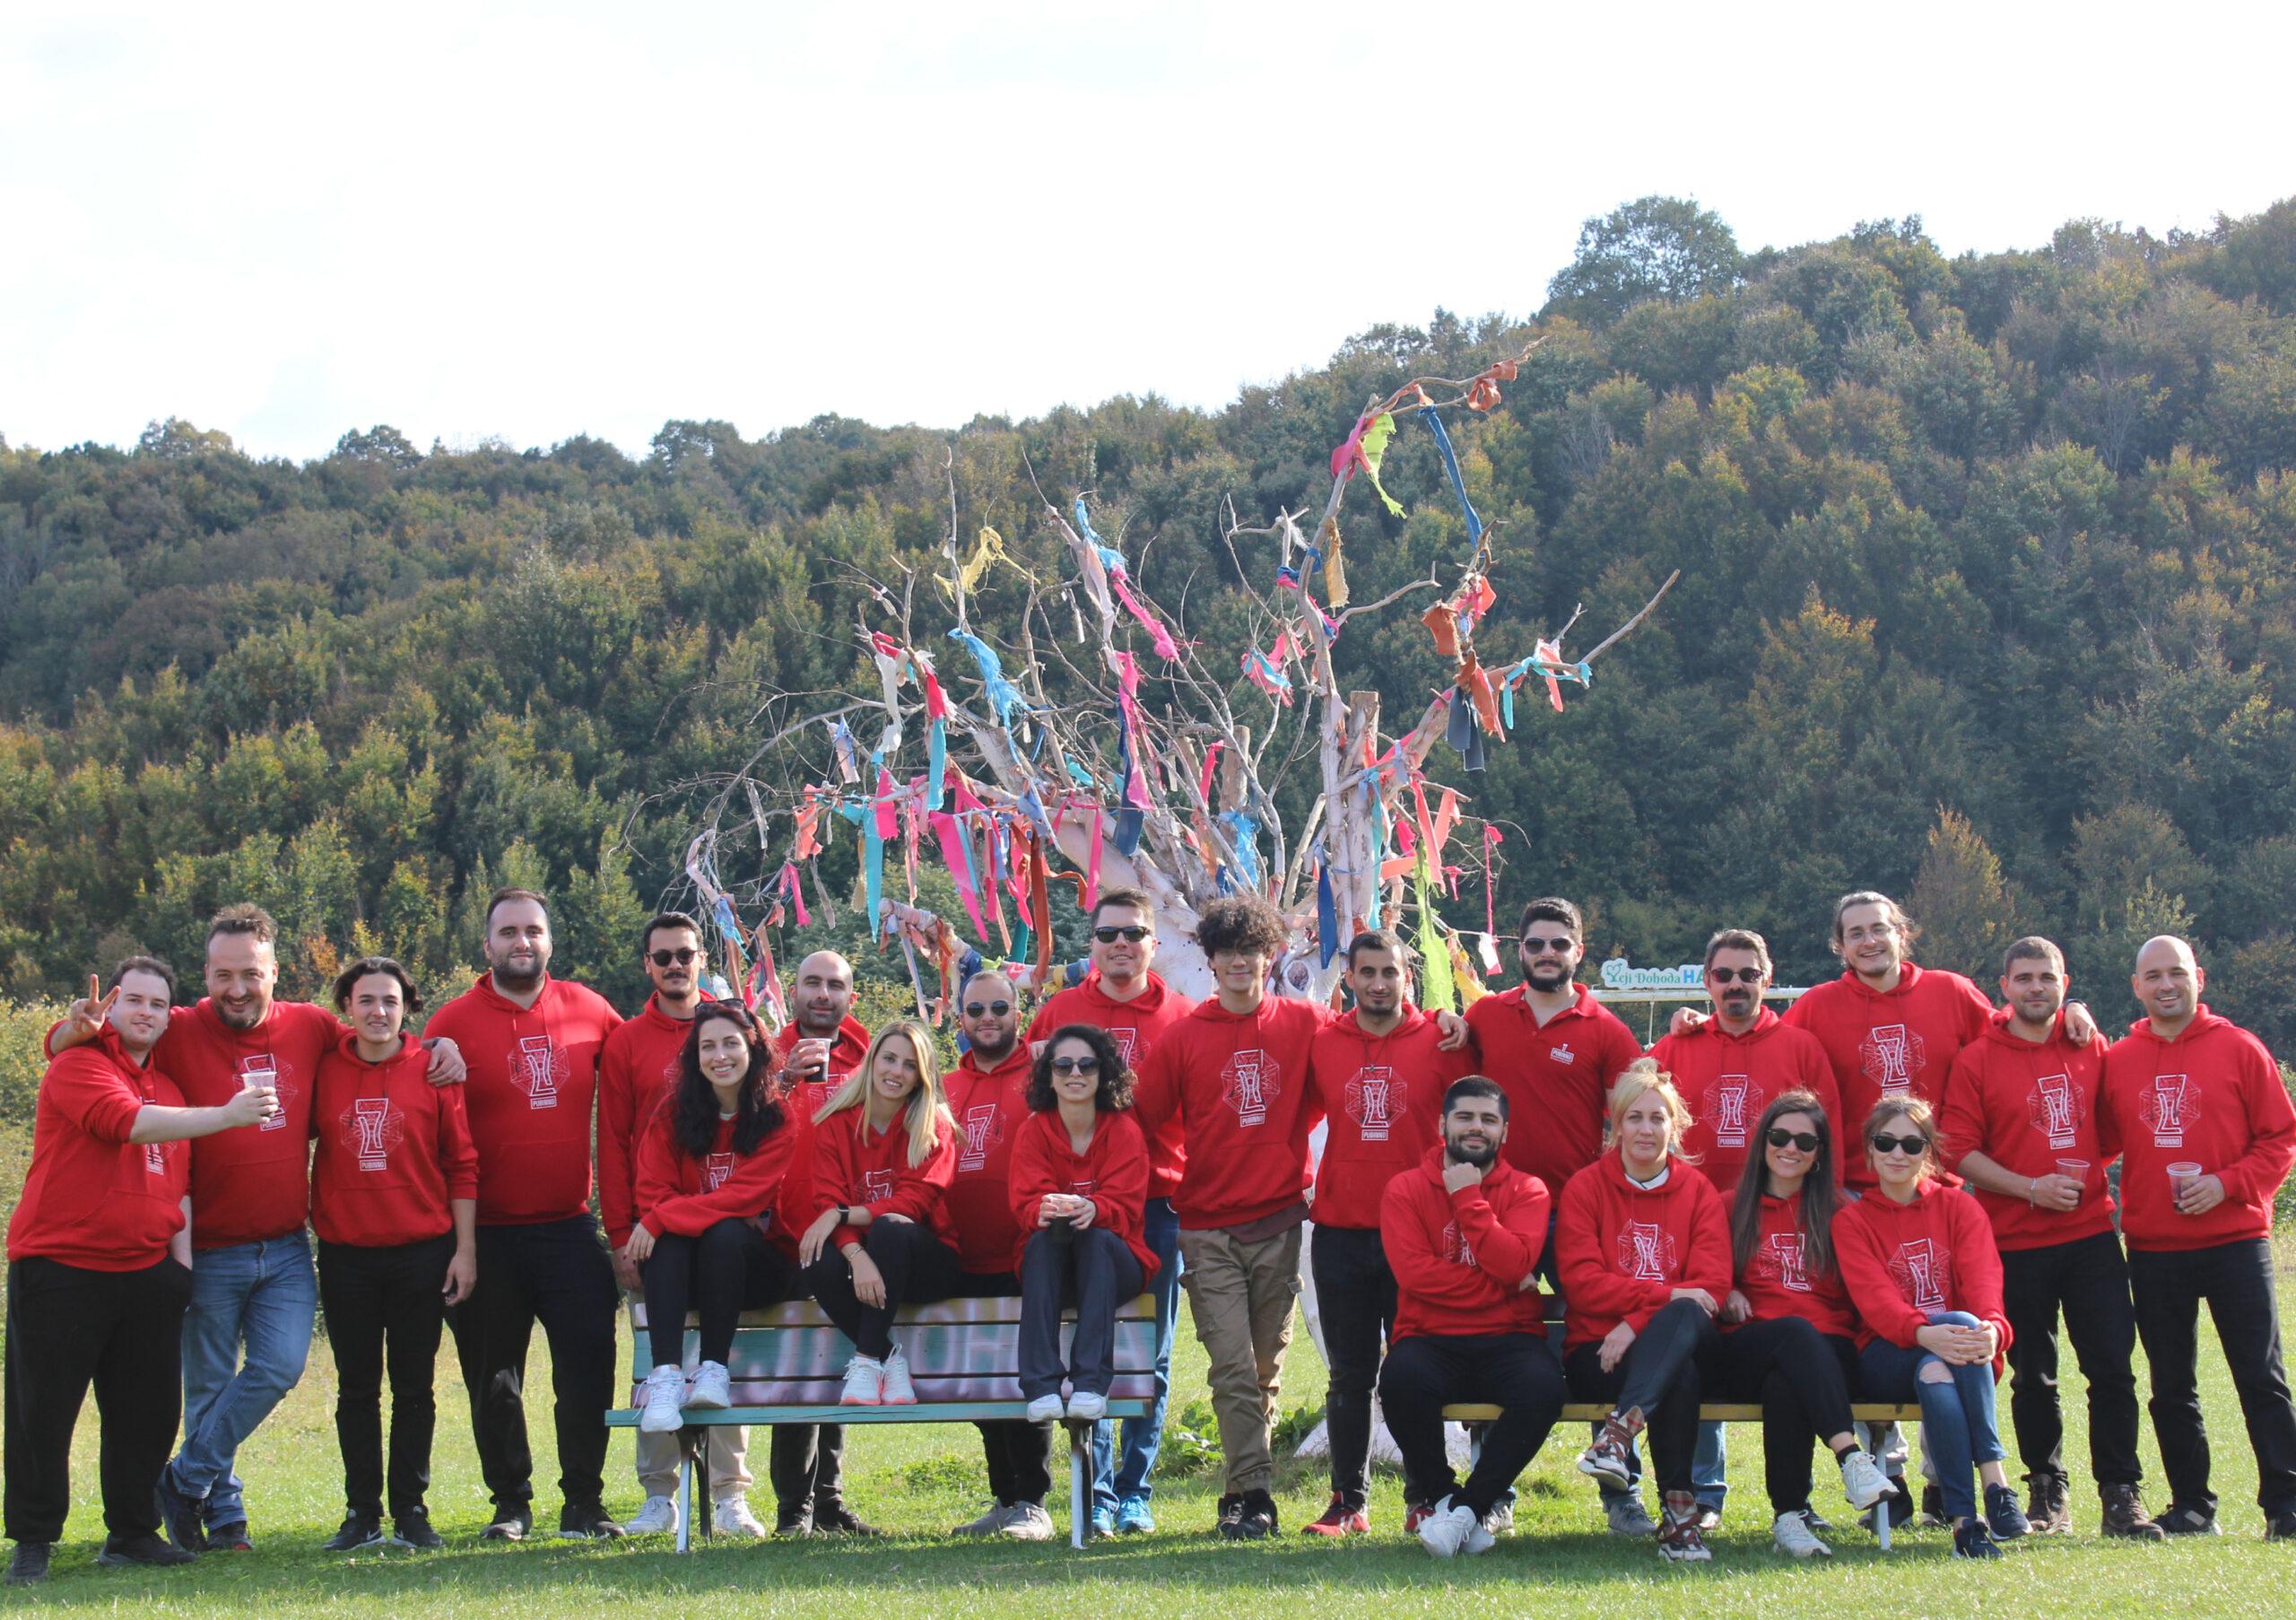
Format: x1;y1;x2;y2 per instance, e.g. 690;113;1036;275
1765;1128;1821;1152
1521;935;1576;954
962;1000;1013;1018
1871;1132;1930;1156
1049;1055;1100;1075
649;947;700;967
1709;967;1765;985
1093;926;1152;944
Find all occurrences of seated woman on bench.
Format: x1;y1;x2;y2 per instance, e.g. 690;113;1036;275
1557;1059;1733;1562
1712;1091;1896;1557
625;1000;800;1434
1836;1097;2027;1561
796;1020;961;1407
1008;1024;1158;1424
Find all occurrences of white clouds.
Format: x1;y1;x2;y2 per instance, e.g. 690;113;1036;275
2;0;2289;460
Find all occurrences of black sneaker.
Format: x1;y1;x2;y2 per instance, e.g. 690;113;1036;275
480;1505;532;1542
557;1502;624;1539
1985;1483;2031;1541
774;1502;814;1537
811;1498;882;1537
206;1520;253;1552
324;1512;387;1553
4;1543;50;1586
1800;1507;1835;1536
1235;1490;1278;1539
154;1467;207;1553
1920;1484;1948;1528
2159;1503;2220;1537
1952;1520;2002;1560
393;1509;445;1551
96;1532;197;1568
1215;1494;1246;1538
2266;1511;2296;1541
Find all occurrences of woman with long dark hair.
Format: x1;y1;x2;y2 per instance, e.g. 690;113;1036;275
1009;1024;1159;1422
622;1001;797;1438
1711;1091;1895;1555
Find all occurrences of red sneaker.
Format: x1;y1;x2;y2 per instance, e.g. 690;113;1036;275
1403;1502;1434;1535
1300;1494;1370;1537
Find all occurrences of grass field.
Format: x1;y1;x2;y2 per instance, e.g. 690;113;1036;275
6;1241;2293;1617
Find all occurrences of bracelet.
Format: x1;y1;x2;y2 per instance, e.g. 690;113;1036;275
2027;1178;2038;1206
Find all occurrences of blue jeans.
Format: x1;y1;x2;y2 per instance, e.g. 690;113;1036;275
1860;1311;2005;1523
1091;1196;1179;1512
1692;1420;1727;1509
171;1232;317;1526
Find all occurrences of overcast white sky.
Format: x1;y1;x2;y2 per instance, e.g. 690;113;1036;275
4;1;2290;463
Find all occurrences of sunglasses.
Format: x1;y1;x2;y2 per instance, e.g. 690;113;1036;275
649;948;700;967
1766;1128;1821;1152
1871;1133;1930;1156
962;1000;1013;1018
1093;926;1152;944
1521;936;1577;954
1049;1055;1101;1075
1709;967;1765;985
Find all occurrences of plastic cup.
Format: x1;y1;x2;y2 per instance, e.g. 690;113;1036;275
2166;1162;2203;1204
2056;1157;2090;1198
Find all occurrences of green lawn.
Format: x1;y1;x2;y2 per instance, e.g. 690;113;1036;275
8;1241;2294;1616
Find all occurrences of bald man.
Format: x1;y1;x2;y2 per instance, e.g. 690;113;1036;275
2100;936;2296;1539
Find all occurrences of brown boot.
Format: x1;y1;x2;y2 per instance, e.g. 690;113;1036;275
2025;1474;2071;1534
2100;1484;2165;1541
1577;1407;1644;1491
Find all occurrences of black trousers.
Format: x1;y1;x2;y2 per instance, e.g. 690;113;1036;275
4;1255;194;1544
1566;1298;1718;1495
446;1215;618;1514
640;1218;796;1366
768;1423;847;1517
317;1234;451;1520
1999;1229;2143;1489
960;1265;1052;1507
1710;1318;1857;1514
2128;1238;2296;1518
804;1220;968;1361
1019;1227;1144;1401
1309;1224;1402;1509
1380;1331;1567;1519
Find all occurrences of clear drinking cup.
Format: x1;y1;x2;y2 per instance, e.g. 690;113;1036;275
2166;1162;2203;1206
2056;1157;2091;1201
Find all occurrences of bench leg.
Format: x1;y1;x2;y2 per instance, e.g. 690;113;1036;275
677;1434;693;1555
1069;1422;1088;1550
1876;1497;1892;1552
697;1430;714;1542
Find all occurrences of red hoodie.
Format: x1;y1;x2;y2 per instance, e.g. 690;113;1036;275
802;1102;960;1252
1027;971;1196;1200
943;1044;1036;1275
1732;1188;1857;1338
634;1107;799;1255
1834;1180;2010;1362
1648;1010;1841;1198
1940;1008;2115;1251
1465;983;1644;1203
422;973;621;1225
309;1031;479;1248
1382;1147;1550;1343
2100;1006;2296;1252
8;1028;188;1270
1782;962;1991;1191
1005;1106;1159;1283
1554;1153;1732;1350
1133;995;1327;1232
598;994;694;1248
1307;1006;1470;1229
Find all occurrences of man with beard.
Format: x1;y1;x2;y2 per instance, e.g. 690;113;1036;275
1024;888;1195;1535
601;913;765;1539
1299;929;1472;1536
942;971;1056;1541
2100;936;2296;1540
763;949;874;1537
48;905;465;1554
1376;1076;1563;1559
1944;936;2159;1539
425;889;624;1542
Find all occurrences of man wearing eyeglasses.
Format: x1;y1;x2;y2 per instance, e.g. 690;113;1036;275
600;913;765;1539
1025;888;1196;1536
944;971;1057;1541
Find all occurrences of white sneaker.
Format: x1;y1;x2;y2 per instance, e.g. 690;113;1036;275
1418;1496;1494;1558
625;1493;680;1535
880;1344;917;1406
1001;1502;1055;1542
1025;1394;1066;1423
1065;1390;1107;1422
711;1495;767;1538
839;1354;884;1407
1773;1510;1831;1557
685;1360;732;1410
639;1364;687;1433
1839;1449;1894;1511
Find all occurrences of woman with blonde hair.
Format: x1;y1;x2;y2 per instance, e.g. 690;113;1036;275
796;1020;961;1407
1556;1058;1734;1560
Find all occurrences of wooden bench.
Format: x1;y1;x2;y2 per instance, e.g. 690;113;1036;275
605;1293;1157;1550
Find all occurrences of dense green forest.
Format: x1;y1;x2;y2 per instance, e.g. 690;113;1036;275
4;196;2295;1046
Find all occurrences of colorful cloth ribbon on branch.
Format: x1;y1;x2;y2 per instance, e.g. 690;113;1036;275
949;628;1024;727
1329;411;1405;517
945;526;1025;597
1318;516;1350;608
1413;852;1456;1014
1216;808;1262;888
1482;824;1502;952
827;719;861;784
777;860;812;927
1241;646;1293;704
1415;405;1483;544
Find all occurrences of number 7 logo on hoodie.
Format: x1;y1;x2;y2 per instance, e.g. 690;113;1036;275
511;1035;568;1110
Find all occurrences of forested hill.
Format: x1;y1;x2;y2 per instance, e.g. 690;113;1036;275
4;198;2295;1044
